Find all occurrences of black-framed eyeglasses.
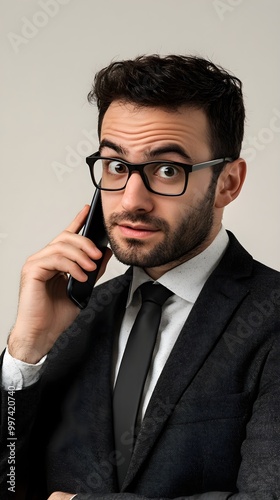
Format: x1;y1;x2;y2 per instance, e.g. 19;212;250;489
86;152;233;197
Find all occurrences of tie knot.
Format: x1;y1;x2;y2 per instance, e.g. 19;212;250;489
139;281;173;307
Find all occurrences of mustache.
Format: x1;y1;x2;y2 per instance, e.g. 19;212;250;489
107;212;169;232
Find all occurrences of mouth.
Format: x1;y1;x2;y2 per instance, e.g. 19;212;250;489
117;223;160;239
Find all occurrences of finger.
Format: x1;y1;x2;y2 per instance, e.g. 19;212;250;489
65;204;91;234
47;235;102;260
48;205;90;246
32;232;103;266
24;243;100;284
47;493;76;500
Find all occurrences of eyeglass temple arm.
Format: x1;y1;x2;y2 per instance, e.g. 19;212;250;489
192;157;233;172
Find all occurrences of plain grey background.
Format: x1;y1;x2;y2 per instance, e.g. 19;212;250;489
1;0;280;351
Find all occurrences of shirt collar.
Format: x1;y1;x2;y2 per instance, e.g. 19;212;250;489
127;227;229;306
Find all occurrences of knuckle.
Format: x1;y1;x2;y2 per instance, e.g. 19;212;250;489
21;260;33;276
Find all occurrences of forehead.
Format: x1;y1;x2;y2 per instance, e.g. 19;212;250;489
100;100;211;161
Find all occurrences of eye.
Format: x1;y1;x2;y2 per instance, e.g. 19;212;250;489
107;160;128;175
155;164;180;179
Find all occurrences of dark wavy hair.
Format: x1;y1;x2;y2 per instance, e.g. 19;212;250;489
88;54;245;162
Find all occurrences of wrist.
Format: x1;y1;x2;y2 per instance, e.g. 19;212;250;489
8;330;46;364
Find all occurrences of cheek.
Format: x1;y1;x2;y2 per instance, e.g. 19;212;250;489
185;171;213;203
101;192;121;220
157;201;186;230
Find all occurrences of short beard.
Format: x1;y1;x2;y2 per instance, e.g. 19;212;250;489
105;181;216;269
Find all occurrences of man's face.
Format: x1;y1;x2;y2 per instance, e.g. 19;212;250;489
100;100;221;278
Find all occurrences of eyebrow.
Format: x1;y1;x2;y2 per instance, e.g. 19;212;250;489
99;139;127;155
99;139;192;163
147;144;192;162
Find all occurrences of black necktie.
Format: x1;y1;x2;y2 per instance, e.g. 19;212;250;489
113;281;173;487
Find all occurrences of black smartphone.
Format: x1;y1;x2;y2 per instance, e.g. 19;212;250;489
67;188;108;309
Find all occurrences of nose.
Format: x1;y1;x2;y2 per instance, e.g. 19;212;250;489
121;172;154;213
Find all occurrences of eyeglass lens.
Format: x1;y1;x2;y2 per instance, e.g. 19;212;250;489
92;158;187;195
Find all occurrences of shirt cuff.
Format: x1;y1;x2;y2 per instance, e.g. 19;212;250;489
1;347;47;390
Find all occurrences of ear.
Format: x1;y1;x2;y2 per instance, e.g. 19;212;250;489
214;158;247;209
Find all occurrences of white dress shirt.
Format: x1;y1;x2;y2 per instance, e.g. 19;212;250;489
2;227;229;419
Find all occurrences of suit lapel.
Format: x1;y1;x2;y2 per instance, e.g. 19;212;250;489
122;233;253;489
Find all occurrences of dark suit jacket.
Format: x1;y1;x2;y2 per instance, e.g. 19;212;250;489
1;232;280;500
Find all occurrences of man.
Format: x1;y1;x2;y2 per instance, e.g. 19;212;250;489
1;54;280;500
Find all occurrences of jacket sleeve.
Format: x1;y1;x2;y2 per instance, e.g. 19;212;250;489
0;378;42;499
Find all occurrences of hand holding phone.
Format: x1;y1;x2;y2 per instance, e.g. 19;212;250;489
67;189;108;309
